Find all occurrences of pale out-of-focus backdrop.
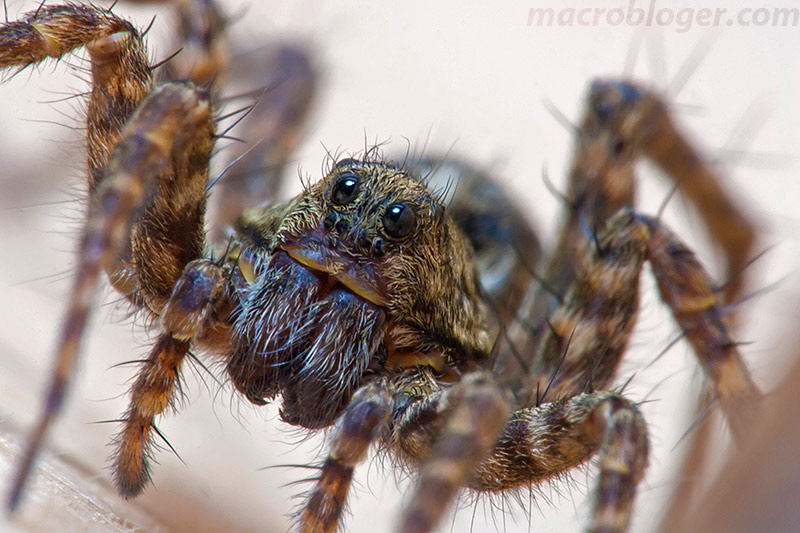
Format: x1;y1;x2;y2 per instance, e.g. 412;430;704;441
1;1;798;531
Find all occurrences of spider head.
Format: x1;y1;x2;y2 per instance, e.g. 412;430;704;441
274;159;493;357
230;159;494;428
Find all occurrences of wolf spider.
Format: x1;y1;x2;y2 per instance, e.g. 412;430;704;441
1;2;765;532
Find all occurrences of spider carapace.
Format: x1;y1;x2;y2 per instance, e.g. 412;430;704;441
2;4;762;533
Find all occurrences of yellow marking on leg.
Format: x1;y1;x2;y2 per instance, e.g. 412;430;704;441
598;456;631;475
677;294;717;314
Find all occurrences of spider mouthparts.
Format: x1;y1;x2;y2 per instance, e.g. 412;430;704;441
281;239;388;307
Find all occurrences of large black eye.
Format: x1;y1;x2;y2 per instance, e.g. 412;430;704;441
332;173;360;205
383;203;415;238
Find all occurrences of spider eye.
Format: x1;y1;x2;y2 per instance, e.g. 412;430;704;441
331;172;360;205
383;203;415;238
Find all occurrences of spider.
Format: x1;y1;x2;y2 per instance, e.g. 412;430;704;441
0;2;785;532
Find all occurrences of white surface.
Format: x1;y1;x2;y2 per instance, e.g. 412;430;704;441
0;0;798;531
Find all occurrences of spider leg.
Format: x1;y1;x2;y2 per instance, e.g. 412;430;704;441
643;214;760;439
1;5;218;508
506;80;756;376
576;80;755;307
143;0;317;243
0;4;153;189
543;80;757;527
113;334;190;496
638;88;756;307
525;208;760;438
481;393;649;533
81;84;219;497
686;345;800;533
158;0;230;87
393;373;511;533
113;258;229;497
8;81;215;509
298;381;393;533
393;383;647;533
524;208;648;401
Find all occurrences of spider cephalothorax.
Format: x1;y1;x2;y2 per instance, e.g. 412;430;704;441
2;3;763;533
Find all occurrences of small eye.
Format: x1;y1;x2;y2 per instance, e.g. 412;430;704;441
383;203;415;238
331;172;360;205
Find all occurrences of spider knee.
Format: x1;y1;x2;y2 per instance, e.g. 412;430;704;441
161;259;228;340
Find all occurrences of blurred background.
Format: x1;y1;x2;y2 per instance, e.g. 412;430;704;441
0;0;798;531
